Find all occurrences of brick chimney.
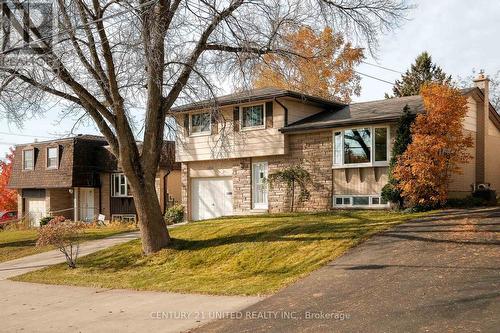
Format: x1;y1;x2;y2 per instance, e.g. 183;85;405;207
473;71;490;184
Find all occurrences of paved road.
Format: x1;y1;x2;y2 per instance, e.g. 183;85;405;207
194;208;500;333
0;229;261;333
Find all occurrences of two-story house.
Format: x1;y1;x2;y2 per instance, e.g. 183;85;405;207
8;135;181;226
174;75;500;221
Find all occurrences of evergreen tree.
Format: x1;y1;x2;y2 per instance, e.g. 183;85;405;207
381;105;414;207
386;52;451;98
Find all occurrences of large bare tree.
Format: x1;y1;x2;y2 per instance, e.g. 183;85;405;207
0;0;411;254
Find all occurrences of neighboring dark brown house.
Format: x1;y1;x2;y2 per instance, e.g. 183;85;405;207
8;135;181;226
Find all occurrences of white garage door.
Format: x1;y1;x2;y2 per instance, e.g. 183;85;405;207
191;177;233;221
26;198;46;227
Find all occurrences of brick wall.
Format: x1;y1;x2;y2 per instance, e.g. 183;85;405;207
47;188;74;220
232;158;252;214
181;163;190;220
267;131;333;212
100;173;111;219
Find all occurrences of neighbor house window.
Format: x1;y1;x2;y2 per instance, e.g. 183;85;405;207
23;149;34;170
333;126;389;167
241;104;264;129
190;112;211;135
111;173;131;197
46;147;58;169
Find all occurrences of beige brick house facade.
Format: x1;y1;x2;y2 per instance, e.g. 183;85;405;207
175;82;500;221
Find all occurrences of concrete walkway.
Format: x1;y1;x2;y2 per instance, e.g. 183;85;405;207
0;281;260;333
0;231;141;280
195;207;500;333
0;229;262;332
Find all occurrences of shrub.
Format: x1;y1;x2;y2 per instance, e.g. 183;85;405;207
164;204;184;225
39;216;53;227
36;216;85;268
268;165;311;212
472;188;497;205
446;196;487;208
381;183;401;207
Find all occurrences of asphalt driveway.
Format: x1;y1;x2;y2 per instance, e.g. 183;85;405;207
194;207;500;333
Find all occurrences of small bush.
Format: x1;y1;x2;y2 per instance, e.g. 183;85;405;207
472;188;497;205
39;216;53;227
381;183;401;206
446;196;489;208
37;216;85;268
164;204;184;225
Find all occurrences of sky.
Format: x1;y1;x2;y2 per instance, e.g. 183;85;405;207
1;0;499;158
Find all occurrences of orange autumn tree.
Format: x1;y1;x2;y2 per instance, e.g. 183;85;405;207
0;148;17;211
393;84;474;207
253;26;364;103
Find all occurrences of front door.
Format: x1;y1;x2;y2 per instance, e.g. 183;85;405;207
79;188;95;222
252;162;268;209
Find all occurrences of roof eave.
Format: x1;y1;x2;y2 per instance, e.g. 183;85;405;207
171;91;345;113
279;116;401;133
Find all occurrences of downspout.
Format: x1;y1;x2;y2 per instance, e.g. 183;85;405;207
274;98;288;126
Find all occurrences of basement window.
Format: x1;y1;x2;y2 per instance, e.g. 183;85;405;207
333;195;389;208
111;214;136;223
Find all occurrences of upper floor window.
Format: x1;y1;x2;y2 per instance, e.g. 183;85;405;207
23;149;34;170
111;173;131;197
46;147;58;169
241;104;264;129
333;126;389;167
190;112;211;135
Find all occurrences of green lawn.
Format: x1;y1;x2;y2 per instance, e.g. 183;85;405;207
0;226;136;263
13;211;428;296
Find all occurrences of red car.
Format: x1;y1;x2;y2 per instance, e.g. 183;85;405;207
0;210;17;228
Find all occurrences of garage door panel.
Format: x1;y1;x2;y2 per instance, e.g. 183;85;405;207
191;177;233;221
26;198;47;227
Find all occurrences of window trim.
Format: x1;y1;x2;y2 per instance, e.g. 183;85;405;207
332;125;390;168
22;148;35;171
46;146;59;170
333;195;389;208
111;173;132;197
189;111;212;137
240;103;266;131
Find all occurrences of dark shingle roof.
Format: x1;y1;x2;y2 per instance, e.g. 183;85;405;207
171;87;345;112
280;88;480;133
281;95;424;132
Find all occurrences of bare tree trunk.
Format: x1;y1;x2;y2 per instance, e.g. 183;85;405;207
291;179;295;213
128;174;170;254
